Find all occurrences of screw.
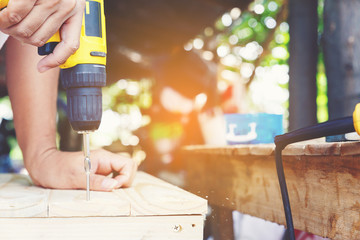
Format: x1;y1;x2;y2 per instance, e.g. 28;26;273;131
173;225;182;232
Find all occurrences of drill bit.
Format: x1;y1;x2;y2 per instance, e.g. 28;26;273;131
82;132;91;201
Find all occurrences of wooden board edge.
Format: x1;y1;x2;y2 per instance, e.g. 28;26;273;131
0;215;205;240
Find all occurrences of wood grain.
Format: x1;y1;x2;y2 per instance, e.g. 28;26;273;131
0;174;48;217
183;143;360;240
48;190;130;217
0;172;207;239
340;141;360;156
304;142;341;156
282;144;306;156
183;138;360;157
114;172;207;216
249;144;274;155
0;215;204;240
0;171;207;218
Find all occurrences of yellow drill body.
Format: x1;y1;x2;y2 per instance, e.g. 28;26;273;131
47;0;107;69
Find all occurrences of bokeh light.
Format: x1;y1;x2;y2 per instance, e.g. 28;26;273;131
265;16;277;29
230;7;241;19
221;13;233;27
254;4;265;14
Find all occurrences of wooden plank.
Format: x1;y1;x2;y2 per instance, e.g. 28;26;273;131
0;215;204;240
0;171;206;240
48;190;130;217
282;139;328;156
282;144;306;156
249;144;274;156
0;174;33;187
183;145;250;156
183;147;360;240
114;172;207;216
0;174;48;217
183;139;360;157
0;171;207;219
304;142;341;156
340;141;360;156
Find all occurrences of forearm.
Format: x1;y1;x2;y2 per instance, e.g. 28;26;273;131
6;37;137;190
6;37;59;180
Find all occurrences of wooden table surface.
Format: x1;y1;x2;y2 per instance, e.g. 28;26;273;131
182;139;360;240
0;171;207;240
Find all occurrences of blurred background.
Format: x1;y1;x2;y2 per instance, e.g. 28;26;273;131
0;0;323;174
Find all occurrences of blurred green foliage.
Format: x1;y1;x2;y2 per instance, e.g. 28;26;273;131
203;0;290;118
150;122;183;140
215;0;288;63
316;0;328;122
103;78;153;113
210;0;328;122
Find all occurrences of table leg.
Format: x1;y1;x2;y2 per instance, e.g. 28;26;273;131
207;205;234;240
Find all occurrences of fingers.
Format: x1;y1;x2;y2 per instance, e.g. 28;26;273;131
0;0;85;71
89;174;122;192
5;4;58;45
113;159;137;188
106;152;137;188
0;0;37;29
37;36;79;72
90;150;138;190
2;1;57;42
90;156;137;191
37;0;84;72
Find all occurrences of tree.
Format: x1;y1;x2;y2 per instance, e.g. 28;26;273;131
323;0;360;119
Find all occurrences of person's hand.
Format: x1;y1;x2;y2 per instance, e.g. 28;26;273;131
27;148;138;191
6;38;135;191
0;0;85;72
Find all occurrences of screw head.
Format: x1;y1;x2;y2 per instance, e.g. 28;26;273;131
173;224;182;232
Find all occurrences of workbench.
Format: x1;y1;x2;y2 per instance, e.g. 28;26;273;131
183;139;360;240
0;171;207;240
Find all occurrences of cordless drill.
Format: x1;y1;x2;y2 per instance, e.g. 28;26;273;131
40;0;107;201
0;0;107;201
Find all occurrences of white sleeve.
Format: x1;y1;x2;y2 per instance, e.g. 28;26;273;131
0;31;9;50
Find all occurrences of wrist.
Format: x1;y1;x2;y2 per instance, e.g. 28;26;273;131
23;146;58;186
24;145;87;189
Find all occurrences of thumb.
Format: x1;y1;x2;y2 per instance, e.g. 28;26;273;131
90;174;121;191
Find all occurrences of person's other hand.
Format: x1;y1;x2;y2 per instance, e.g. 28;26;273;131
0;0;85;72
28;149;138;191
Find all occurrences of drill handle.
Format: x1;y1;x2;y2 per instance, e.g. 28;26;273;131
38;0;107;69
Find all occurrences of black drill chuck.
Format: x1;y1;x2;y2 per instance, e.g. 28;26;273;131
60;64;106;132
